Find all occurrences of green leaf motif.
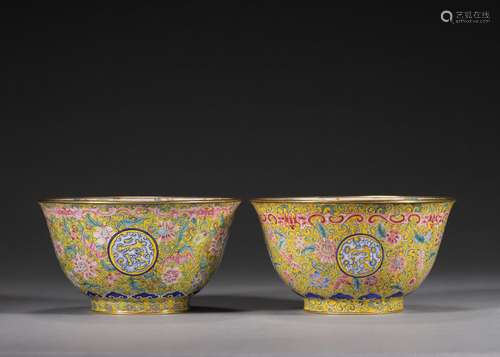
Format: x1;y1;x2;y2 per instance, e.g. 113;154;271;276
200;257;208;270
82;282;100;290
317;224;327;239
278;237;285;249
377;224;386;239
414;232;429;244
86;214;102;227
312;261;326;272
116;218;145;230
272;231;286;249
322;205;335;214
274;230;285;237
63;219;70;235
414;233;425;243
129;278;141;291
178;245;193;254
302;245;316;254
64;245;76;257
353;278;361;290
101;261;115;272
177;223;188;242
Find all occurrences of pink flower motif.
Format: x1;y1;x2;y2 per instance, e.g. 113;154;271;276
295;236;306;251
417;250;426;272
279;251;301;270
209;240;221;255
409;277;417;287
364;275;378;286
208;235;222;255
162;267;182;284
72;253;98;280
332;275;351;290
191;271;208;290
53;240;64;256
386;230;401;245
94;226;114;246
164;251;193;265
178;252;193;264
96;249;107;259
390;256;405;273
157;221;177;242
288;258;301;270
282;270;295;284
209;231;226;256
107;274;120;285
315;239;336;263
107;273;120;285
266;229;278;244
70;227;80;241
187;210;197;219
85;240;97;254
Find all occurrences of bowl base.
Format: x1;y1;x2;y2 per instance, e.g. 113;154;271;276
91;296;190;315
304;296;404;314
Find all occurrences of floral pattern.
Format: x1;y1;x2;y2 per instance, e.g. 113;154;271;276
252;198;454;313
315;239;336;264
73;253;98;280
40;198;240;314
386;229;402;245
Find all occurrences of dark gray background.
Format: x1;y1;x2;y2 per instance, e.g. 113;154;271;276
1;3;499;356
2;2;499;280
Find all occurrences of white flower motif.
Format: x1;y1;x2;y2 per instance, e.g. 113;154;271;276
94;226;114;246
162;267;182;284
73;253;98;280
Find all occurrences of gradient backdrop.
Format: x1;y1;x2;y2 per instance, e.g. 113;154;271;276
1;2;498;290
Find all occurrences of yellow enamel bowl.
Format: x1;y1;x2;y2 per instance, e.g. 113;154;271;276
40;197;240;314
251;196;454;314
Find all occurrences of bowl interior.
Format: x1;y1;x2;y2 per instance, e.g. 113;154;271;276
40;196;240;204
252;195;454;204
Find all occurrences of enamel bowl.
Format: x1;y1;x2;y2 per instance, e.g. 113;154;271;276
40;197;240;314
251;196;454;314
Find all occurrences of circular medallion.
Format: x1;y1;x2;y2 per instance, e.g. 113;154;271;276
108;228;158;276
336;233;383;278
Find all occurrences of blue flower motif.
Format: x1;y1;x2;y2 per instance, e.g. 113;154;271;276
310;271;330;288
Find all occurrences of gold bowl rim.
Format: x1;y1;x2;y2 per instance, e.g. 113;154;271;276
39;196;241;205
251;195;455;204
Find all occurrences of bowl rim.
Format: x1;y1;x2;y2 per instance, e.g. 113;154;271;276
251;195;455;204
39;196;241;205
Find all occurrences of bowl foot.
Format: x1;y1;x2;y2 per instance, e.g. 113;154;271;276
91;296;190;314
304;296;404;314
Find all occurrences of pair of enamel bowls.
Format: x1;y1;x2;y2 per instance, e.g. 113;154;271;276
40;195;454;315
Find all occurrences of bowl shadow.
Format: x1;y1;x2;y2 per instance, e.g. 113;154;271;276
0;294;301;315
3;288;498;315
191;294;302;312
